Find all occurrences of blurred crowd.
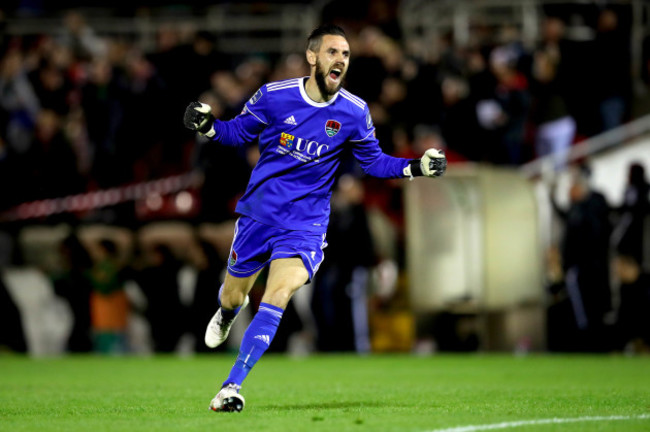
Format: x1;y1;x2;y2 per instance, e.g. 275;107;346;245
546;162;650;354
0;5;644;221
1;3;650;355
0;178;386;355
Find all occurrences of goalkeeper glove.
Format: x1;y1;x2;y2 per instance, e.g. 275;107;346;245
403;148;447;179
183;102;216;137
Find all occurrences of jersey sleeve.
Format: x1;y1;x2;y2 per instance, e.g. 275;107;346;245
349;105;410;179
210;86;269;147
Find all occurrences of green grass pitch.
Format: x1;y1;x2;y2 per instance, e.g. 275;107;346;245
1;354;649;432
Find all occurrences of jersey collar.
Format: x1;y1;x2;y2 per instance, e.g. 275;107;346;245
299;77;340;107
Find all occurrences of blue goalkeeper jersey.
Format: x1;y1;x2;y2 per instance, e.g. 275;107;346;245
210;77;409;233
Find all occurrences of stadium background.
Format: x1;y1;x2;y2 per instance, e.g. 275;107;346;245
1;0;650;357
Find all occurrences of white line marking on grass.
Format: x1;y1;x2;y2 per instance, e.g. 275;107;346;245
426;414;650;432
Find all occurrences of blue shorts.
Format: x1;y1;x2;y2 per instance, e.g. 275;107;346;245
227;215;328;282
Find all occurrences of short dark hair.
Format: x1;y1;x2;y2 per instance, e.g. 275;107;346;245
307;24;347;52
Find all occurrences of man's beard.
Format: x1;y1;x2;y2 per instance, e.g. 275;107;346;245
315;59;343;99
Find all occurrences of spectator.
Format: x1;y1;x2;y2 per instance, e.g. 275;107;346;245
234;56;271;98
529;42;576;170
209;70;248;119
269;53;309;82
611;162;650;267
345;27;387;104
487;45;531;165
154;29;227;105
20;109;85;201
551;165;613;351
115;48;169;182
438;75;480;161
592;8;632;132
412;125;465;164
0;47;41;155
401;56;443;131
28;56;72;116
311;174;376;352
379;76;409;129
80;56;124;188
85;237;131;354
129;242;186;353
147;25;184;102
51;233;94;352
57;10;107;61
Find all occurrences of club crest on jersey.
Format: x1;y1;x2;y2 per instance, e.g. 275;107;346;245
229;249;238;266
249;89;263;105
325;120;341;137
280;132;295;149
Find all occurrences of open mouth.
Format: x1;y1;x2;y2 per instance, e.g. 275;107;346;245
329;68;342;81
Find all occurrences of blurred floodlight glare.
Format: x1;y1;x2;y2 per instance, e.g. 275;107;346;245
145;193;163;211
175;191;193;213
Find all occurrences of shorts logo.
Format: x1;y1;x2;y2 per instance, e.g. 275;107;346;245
249;89;263;105
229;249;238;266
280;132;295;149
325;120;341;137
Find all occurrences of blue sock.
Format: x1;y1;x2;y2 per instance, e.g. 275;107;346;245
223;302;284;388
218;284;244;321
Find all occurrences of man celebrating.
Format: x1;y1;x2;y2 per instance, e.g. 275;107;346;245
183;24;446;412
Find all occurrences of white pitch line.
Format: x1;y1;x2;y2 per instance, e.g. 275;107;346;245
426;414;650;432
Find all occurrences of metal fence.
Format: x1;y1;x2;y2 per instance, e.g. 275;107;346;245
4;3;319;56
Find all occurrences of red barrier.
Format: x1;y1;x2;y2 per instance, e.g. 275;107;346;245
0;171;201;222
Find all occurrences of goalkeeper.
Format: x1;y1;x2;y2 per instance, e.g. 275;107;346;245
183;24;446;413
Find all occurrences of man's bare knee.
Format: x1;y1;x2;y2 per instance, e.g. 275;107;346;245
263;286;299;309
220;289;246;310
261;258;309;309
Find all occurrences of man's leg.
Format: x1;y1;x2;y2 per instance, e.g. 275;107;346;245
204;270;261;348
220;270;261;309
211;258;308;412
262;257;310;309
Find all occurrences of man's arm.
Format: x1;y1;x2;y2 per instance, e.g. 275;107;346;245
350;106;446;179
184;86;269;147
351;134;446;180
403;148;447;179
184;102;267;147
183;102;217;136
